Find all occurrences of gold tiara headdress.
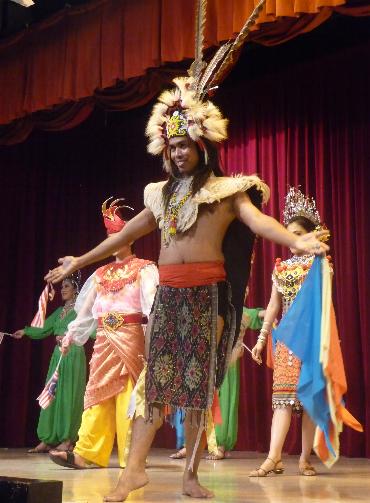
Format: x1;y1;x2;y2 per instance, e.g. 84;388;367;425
283;187;321;227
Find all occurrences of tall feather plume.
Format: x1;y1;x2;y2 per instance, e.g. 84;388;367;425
188;0;207;93
145;0;266;157
191;0;266;100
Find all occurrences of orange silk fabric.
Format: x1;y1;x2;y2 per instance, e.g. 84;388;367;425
84;324;145;410
159;261;226;288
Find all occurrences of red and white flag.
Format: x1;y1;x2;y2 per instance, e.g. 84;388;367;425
30;283;55;328
37;354;63;409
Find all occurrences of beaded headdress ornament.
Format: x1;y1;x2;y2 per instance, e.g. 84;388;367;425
283;187;321;227
146;0;266;171
102;197;134;235
146;76;228;169
65;270;82;293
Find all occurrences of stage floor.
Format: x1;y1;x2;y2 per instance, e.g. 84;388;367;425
1;448;369;502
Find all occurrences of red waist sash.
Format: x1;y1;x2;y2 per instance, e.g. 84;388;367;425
97;312;147;329
159;261;226;288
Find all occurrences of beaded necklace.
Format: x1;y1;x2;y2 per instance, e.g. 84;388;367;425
273;254;314;314
60;301;75;319
96;255;141;293
163;178;193;246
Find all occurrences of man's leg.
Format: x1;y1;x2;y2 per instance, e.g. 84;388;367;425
182;315;224;499
104;412;162;502
183;412;213;498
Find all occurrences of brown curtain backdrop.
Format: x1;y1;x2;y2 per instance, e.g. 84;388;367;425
0;27;368;455
0;0;369;144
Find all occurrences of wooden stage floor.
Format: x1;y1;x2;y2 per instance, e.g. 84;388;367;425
1;448;369;502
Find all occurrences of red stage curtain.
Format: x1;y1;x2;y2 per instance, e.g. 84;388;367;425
217;42;370;457
0;34;368;456
0;0;369;144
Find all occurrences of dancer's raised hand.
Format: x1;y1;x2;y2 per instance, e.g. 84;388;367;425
44;256;78;284
294;229;330;255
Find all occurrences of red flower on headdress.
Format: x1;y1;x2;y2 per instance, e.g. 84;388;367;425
101;197;134;234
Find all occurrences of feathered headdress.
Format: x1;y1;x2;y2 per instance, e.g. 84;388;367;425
283;187;321;227
102;197;134;234
146;76;228;159
145;0;266;170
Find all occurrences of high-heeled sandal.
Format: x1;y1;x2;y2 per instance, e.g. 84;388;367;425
169;447;186;459
299;461;317;476
249;457;284;477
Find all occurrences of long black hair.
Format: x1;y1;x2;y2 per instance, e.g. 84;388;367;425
162;138;224;210
161;136;264;341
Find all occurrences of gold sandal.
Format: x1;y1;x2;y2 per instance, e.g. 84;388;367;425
299;461;317;476
249;457;284;477
169;447;186;459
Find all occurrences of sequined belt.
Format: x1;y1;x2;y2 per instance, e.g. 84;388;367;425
98;312;147;331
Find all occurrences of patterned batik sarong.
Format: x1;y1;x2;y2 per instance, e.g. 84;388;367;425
145;262;235;414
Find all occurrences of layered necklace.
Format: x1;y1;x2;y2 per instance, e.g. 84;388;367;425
274;254;314;313
163;177;193;246
60;300;75;319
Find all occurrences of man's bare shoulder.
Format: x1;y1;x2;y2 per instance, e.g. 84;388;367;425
144;180;166;194
144;180;166;213
194;175;270;205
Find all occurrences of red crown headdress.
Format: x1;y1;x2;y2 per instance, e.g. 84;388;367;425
102;197;134;234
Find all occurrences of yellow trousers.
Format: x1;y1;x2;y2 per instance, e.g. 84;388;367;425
74;376;133;468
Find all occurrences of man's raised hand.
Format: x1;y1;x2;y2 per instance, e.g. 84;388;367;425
44;256;78;284
295;229;330;256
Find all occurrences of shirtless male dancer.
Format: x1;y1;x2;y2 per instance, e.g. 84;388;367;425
46;77;328;502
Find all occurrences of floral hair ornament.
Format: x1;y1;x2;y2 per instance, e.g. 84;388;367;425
145;0;266;173
102;197;134;235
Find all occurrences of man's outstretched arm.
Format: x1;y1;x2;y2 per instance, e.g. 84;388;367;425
45;208;157;283
233;192;329;255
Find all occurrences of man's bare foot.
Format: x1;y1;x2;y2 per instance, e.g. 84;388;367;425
104;471;149;502
183;473;214;499
49;450;87;468
170;447;187;459
205;446;225;461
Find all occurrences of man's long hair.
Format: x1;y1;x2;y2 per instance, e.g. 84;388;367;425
161;136;263;340
162;138;223;210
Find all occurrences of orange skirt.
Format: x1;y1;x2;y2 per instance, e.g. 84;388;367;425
272;341;302;413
